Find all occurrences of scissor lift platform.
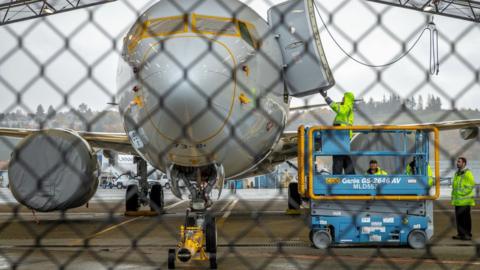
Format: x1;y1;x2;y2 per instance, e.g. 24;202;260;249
297;126;440;249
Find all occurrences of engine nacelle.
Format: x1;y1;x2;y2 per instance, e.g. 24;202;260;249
8;129;99;212
460;127;479;140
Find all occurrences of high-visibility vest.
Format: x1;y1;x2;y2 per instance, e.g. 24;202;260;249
366;168;388;175
406;164;434;187
330;92;354;138
451;169;476;206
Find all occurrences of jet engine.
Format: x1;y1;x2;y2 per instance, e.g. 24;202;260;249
8;129;99;212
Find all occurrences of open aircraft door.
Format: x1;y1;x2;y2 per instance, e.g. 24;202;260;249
268;0;335;97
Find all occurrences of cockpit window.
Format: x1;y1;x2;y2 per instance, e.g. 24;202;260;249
126;14;261;53
246;23;261;49
126;16;187;54
148;15;188;36
192;14;239;36
238;21;255;48
192;14;260;49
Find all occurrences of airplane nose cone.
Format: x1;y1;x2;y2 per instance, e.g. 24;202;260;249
140;36;236;144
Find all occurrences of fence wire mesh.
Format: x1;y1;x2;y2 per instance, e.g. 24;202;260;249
0;0;479;269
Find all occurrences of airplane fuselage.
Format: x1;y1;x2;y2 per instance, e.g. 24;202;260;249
117;0;288;184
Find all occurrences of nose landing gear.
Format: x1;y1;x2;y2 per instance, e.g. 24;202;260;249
168;210;217;269
165;164;223;268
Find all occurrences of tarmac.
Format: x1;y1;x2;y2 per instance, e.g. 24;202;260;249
0;188;478;269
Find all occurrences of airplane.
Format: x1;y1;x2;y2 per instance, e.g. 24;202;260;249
1;0;480;263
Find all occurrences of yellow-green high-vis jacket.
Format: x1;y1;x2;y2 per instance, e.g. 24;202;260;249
406;164;434;187
451;168;476;206
330;92;354;138
366;168;388;175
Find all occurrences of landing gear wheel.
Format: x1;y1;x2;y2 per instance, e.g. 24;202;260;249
288;182;301;210
125;185;139;212
408;229;427;249
311;230;332;249
205;214;217;253
168;248;176;269
209;252;217;269
149;184;164;212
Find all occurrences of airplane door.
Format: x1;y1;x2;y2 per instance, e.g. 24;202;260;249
268;0;335;97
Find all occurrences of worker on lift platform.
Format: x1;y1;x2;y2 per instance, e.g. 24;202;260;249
366;159;388;175
405;157;434;187
320;90;355;174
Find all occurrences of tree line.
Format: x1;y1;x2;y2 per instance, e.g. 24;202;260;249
357;94;446;114
1;94;478;132
0;103;123;132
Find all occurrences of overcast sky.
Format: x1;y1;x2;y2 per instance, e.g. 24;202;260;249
0;0;479;114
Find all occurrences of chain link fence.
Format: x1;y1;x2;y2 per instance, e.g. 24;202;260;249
0;0;479;269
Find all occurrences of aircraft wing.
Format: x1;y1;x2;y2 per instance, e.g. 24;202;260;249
3;118;480;177
0;127;135;154
231;130;298;179
394;119;480;131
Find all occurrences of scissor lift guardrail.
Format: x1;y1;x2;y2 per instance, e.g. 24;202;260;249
297;125;440;249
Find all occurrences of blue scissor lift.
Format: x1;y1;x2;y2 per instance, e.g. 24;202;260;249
297;126;440;249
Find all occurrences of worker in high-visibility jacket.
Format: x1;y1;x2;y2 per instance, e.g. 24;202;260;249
405;158;434;187
321;91;355;174
366;160;388;175
451;157;475;241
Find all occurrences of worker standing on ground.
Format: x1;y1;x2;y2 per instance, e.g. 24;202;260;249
366;160;388;175
320;90;355;174
451;157;475;241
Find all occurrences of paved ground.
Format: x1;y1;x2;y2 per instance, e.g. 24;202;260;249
0;189;478;269
0;186;468;204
